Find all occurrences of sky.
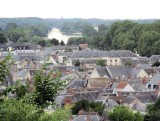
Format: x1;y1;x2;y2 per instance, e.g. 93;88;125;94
0;0;160;19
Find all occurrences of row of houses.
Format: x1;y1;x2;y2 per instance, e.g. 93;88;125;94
1;43;160;120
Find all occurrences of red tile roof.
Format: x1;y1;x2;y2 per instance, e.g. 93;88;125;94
79;44;88;49
116;82;128;89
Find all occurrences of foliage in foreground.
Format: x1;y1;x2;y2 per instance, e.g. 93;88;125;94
71;99;105;115
0;99;41;121
39;108;71;121
146;98;160;121
108;106;144;121
27;65;64;108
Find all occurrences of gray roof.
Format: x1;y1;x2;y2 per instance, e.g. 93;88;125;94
50;45;79;50
149;55;160;64
136;94;157;103
65;77;87;89
96;66;111;78
58;52;73;56
132;103;146;112
147;73;160;85
71;50;137;58
73;115;102;121
107;66;134;78
17;70;28;77
106;99;119;108
72;59;97;65
73;91;100;102
122;96;139;104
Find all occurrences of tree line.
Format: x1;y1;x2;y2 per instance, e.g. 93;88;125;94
67;20;160;57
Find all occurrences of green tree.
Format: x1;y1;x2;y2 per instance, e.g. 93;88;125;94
98;24;109;35
38;40;46;47
0;32;7;44
39;108;71;121
31;66;64;108
96;59;107;67
124;60;134;67
0;99;41;121
60;40;65;45
152;61;160;67
71;99;105;115
0;55;12;83
50;38;59;45
71;99;90;115
7;28;25;43
5;22;18;31
108;106;143;121
5;80;29;100
137;31;160;57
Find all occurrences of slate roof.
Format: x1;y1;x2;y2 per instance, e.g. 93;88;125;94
96;66;111;78
65;77;87;89
0;45;8;51
17;70;28;77
73;91;100;102
72;59;97;65
136;94;157;103
149;55;160;63
106;99;119;108
147;73;160;85
9;43;39;50
58;52;73;56
71;50;137;58
72;115;102;121
51;45;79;50
107;66;134;78
132;103;146;112
122;96;139;104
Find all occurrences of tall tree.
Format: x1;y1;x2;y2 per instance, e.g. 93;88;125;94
31;65;64;108
0;32;7;44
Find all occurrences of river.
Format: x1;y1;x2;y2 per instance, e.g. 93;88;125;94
47;28;81;44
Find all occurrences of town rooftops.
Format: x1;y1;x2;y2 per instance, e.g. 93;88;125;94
71;50;137;58
147;73;160;85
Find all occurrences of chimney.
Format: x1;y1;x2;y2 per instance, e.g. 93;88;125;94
69;116;73;121
86;112;90;121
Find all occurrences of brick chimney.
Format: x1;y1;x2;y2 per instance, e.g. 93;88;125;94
69;116;73;121
86;114;90;121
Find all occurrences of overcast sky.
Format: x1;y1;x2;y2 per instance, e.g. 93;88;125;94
0;0;160;19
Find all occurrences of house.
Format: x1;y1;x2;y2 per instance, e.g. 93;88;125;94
0;45;8;52
8;43;40;53
113;82;135;92
57;52;73;64
146;73;160;89
69;50;137;66
12;69;31;83
134;68;149;79
90;66;135;81
50;45;79;52
87;78;110;88
90;66;110;79
79;44;88;50
45;55;58;65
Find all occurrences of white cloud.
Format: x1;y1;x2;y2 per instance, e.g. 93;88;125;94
0;0;160;19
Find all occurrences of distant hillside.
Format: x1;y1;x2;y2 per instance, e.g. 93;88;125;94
0;17;158;28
